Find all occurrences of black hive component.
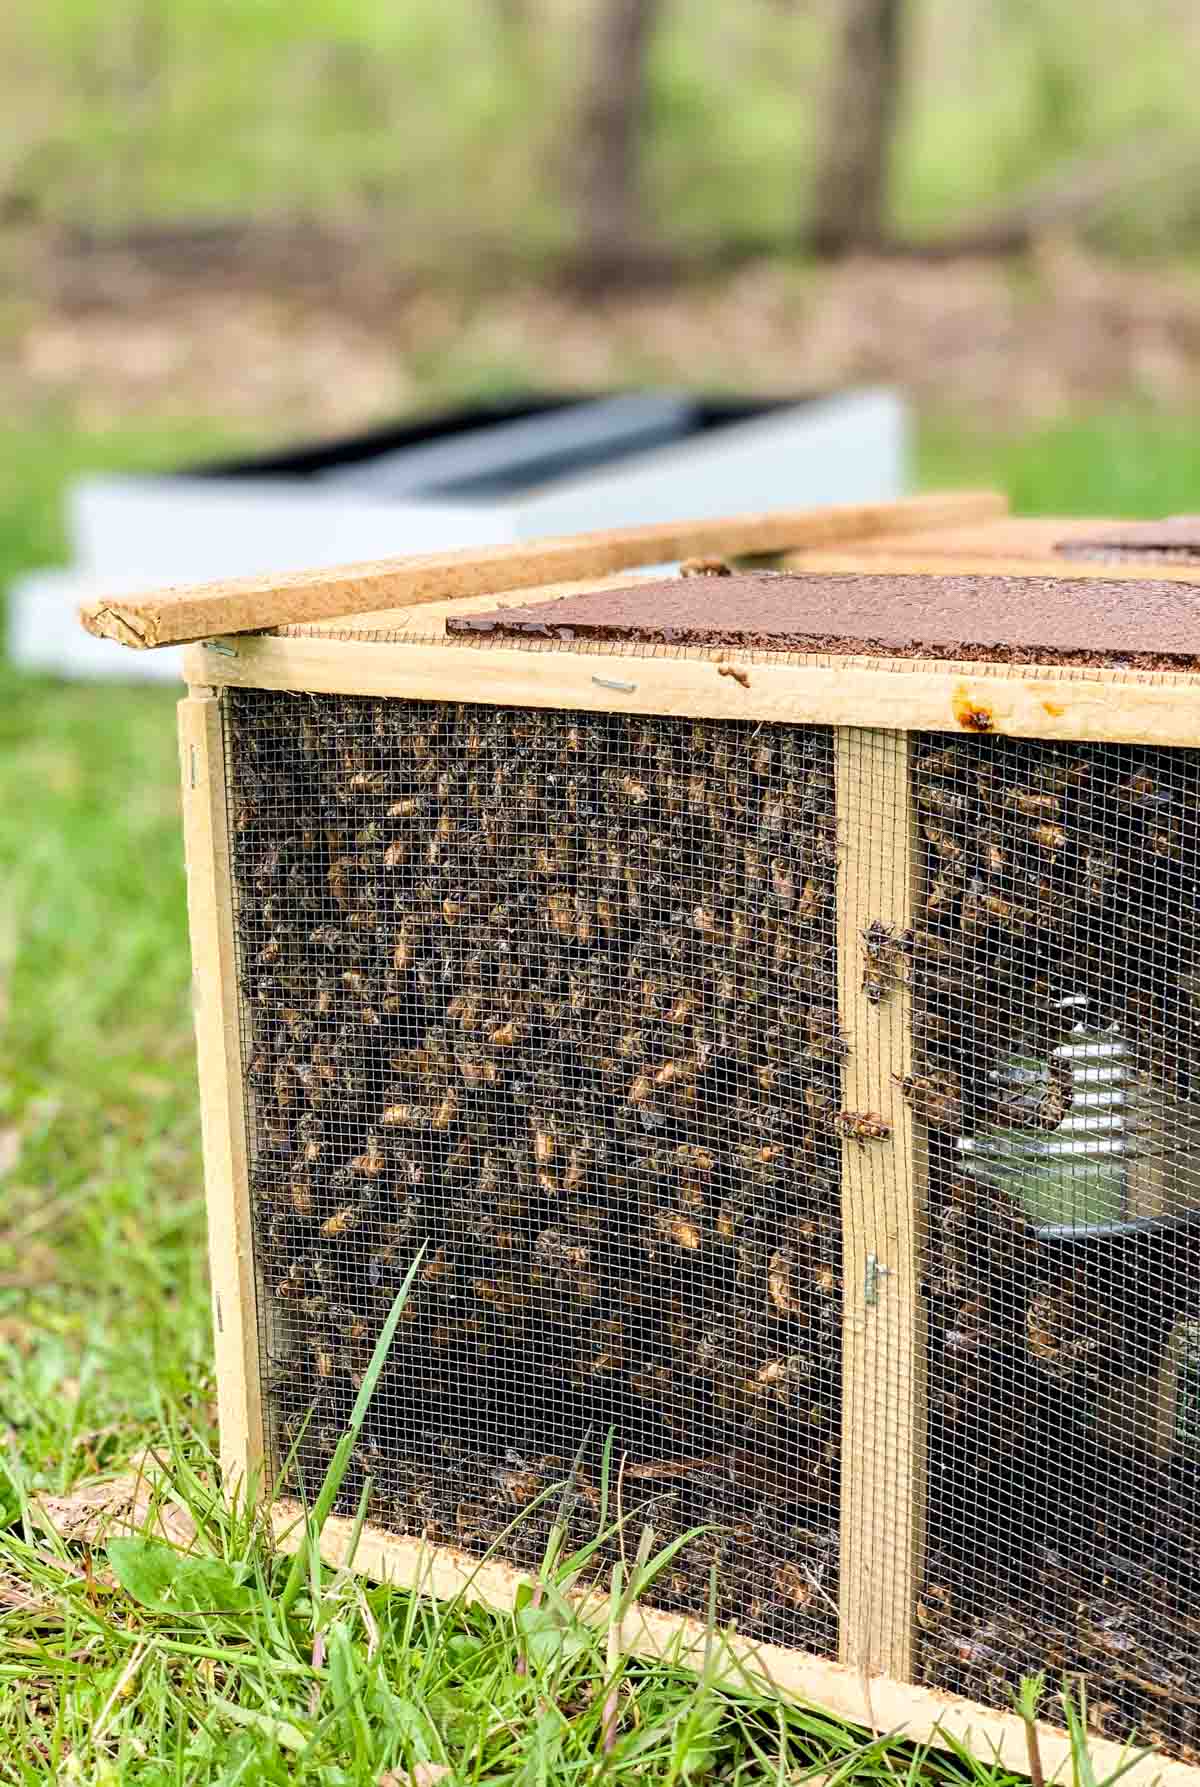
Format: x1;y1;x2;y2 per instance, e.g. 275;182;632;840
226;690;845;1655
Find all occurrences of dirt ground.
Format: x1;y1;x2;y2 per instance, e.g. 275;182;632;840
5;227;1200;438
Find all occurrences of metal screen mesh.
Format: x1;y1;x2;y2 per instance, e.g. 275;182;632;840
226;689;843;1653
914;734;1200;1758
224;688;1200;1756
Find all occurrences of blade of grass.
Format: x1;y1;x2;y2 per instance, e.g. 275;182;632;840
516;1430;590;1679
1013;1674;1047;1787
279;1253;423;1617
601;1559;624;1756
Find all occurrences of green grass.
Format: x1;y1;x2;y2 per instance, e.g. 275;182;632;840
0;405;1188;1779
919;409;1200;516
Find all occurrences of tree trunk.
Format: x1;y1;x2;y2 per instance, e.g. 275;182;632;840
573;0;662;279
808;0;904;256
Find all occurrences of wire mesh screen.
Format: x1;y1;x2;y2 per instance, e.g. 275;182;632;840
225;688;843;1653
913;735;1200;1759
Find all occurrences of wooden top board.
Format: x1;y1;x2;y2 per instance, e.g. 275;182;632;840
77;490;1005;648
786;516;1112;562
445;567;1200;668
785;514;1200;567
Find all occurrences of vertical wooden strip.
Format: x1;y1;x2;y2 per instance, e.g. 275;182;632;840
179;689;265;1499
835;726;927;1680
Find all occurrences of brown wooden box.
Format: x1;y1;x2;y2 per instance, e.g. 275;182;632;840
100;492;1200;1787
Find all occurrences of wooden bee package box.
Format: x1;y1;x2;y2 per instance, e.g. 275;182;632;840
81;494;1200;1787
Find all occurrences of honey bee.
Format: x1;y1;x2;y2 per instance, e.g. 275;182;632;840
654;1209;702;1251
675;1143;714;1172
767;1249;804;1318
916;1582;954;1632
1004;787;1062;817
830;1110;891;1147
1031;821;1067;853
1083;848;1119;902
1026;1283;1097;1374
773;1561;814;1608
802;1006;847;1061
321;1204;360;1238
860;920;908;1006
1034;1057;1074;1131
349;1133;386;1177
533;1227;590;1273
796;878;824;922
919;786;968;818
1116;771;1168;809
921;867;964;920
381;1101;430;1130
493;1459;542;1506
892;1070;962;1132
275;1261;307;1300
922;823;963;863
473;1276;530;1315
680;555;733;576
915;746;966;779
960;884;1036;935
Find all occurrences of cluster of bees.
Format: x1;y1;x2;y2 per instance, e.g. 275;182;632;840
905;732;1200;1754
229;689;849;1651
229;686;1200;1719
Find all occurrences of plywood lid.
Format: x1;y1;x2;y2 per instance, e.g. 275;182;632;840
446;569;1200;668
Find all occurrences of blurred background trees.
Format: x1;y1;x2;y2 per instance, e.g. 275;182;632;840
3;0;1200;563
808;0;904;256
4;0;1198;270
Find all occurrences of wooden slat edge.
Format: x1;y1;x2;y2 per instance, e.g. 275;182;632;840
777;550;1200;584
80;490;1005;648
182;634;1200;748
269;1502;1195;1787
282;570;659;638
782;516;1103;563
836;730;926;1679
179;693;264;1496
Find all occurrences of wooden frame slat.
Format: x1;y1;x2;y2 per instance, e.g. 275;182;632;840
179;691;265;1497
777;549;1200;584
782;516;1117;563
835;730;927;1680
81;490;1005;647
184;632;1200;748
269;1501;1197;1787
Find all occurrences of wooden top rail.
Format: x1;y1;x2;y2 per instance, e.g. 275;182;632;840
78;489;1005;648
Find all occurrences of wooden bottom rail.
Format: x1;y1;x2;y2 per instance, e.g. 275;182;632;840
269;1500;1197;1787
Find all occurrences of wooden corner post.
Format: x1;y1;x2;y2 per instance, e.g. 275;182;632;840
835;726;927;1681
178;689;265;1501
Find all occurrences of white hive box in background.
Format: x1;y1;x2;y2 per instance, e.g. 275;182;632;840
10;388;906;679
9;568;185;683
